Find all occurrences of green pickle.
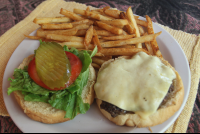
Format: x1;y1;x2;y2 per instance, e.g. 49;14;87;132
35;42;71;89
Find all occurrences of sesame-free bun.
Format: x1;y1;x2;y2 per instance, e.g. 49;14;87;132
13;54;96;124
95;54;184;128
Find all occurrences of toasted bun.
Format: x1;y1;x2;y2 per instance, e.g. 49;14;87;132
14;54;96;124
96;54;184;128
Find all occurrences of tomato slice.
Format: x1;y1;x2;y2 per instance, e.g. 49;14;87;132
28;52;82;91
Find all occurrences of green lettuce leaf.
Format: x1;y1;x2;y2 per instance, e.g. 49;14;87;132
7;44;96;120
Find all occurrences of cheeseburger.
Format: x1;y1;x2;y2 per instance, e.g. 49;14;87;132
94;51;184;127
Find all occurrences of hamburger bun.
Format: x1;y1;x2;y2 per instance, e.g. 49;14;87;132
13;54;96;124
95;53;184;128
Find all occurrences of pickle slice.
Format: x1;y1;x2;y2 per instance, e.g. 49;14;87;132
35;42;71;89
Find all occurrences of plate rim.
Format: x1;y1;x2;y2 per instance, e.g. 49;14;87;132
2;19;191;133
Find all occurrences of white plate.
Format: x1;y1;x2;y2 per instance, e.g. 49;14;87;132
2;19;191;133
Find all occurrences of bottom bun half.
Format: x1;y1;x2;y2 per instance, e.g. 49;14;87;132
14;54;96;124
96;55;184;128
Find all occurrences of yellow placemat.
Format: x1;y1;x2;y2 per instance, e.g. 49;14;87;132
0;0;199;133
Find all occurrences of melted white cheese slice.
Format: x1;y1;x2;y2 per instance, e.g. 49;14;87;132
94;52;176;119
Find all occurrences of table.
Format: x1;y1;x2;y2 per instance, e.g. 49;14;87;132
0;0;199;133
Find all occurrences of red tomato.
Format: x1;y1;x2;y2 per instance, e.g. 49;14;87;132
28;52;82;91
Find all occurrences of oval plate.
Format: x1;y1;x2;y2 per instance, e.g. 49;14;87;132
2;18;191;133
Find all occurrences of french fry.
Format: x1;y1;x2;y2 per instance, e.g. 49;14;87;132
46;34;84;42
30;7;163;64
99;39;107;43
102;34;136;41
91;6;110;13
138;25;145;36
126;7;142;48
90;10;115;20
118;44;135;48
59;42;94;49
95;55;112;61
71;19;94;26
91;63;101;69
41;23;73;30
91;8;104;13
93;26;103;30
103;6;111;11
92;57;106;66
96;21;123;35
134;16;139;19
94;52;104;56
24;35;44;40
122;30;129;35
86;7;90;11
99;19;129;27
75;29;87;36
93;28;102;52
119;12;135;34
145;41;154;55
96;30;115;36
104;9;121;19
72;24;90;30
100;48;149;56
101;31;162;48
73;8;112;21
60;8;84;21
36;28;78;38
136;19;148;27
146;15;162;57
84;25;93;49
77;49;104;56
33;17;72;24
143;33;154;55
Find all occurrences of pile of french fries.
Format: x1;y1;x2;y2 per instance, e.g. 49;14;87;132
26;6;163;70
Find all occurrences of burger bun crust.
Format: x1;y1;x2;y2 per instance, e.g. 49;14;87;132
14;54;96;124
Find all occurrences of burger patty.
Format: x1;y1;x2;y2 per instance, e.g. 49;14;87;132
100;84;174;118
100;101;135;118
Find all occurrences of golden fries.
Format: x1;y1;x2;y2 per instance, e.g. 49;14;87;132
138;25;145;36
136;19;148;27
72;24;90;30
99;19;129;27
92;57;106;66
102;34;136;41
104;9;121;19
59;42;94;49
84;25;93;49
101;32;162;48
41;23;73;30
60;8;84;21
36;29;78;37
27;6;164;70
75;29;87;36
71;19;94;26
96;30;115;36
93;29;102;52
126;7;142;48
146;15;162;57
100;48;149;56
144;33;154;55
119;12;136;34
24;35;44;40
46;34;84;42
74;9;112;21
91;63;101;69
33;17;72;24
96;21;123;35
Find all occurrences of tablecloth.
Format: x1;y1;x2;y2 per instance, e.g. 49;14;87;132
0;0;200;133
